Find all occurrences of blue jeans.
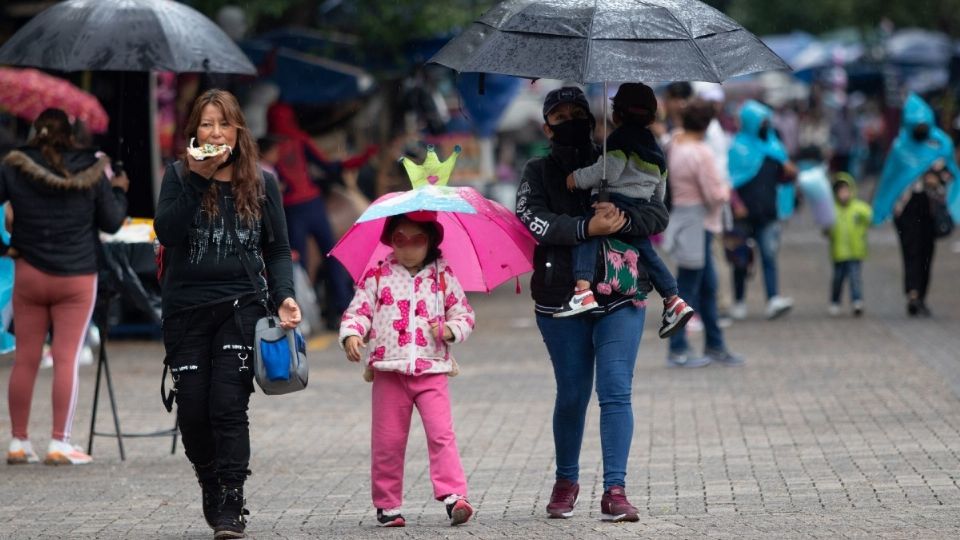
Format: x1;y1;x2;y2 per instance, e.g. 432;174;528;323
572;237;678;298
831;260;863;303
670;232;725;354
733;221;781;301
536;305;645;490
284;196;353;315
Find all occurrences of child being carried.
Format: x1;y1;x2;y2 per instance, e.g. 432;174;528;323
558;82;693;339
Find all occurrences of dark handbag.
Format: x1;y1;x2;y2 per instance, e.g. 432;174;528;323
223;200;308;395
930;198;954;238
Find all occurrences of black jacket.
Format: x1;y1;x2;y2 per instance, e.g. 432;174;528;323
154;162;295;318
736;157;787;226
0;147;127;275
516;144;670;314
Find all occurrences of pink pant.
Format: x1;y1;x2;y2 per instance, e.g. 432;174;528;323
371;371;467;509
8;260;96;441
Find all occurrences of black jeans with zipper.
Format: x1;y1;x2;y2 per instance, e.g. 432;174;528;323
163;295;266;487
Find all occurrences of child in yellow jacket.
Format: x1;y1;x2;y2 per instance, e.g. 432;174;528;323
827;173;872;316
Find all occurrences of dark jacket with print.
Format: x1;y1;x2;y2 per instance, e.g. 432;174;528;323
0;147;127;275
515;143;670;314
154;162;295;318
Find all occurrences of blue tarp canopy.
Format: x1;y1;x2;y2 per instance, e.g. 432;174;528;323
240;40;374;105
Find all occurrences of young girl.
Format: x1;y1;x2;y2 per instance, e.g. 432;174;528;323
340;211;475;528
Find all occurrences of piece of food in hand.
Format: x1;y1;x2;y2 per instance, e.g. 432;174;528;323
186;137;231;160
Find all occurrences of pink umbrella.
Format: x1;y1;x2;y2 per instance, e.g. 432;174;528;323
330;186;536;293
0;67;109;133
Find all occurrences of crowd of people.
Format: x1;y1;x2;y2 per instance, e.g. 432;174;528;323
0;76;957;539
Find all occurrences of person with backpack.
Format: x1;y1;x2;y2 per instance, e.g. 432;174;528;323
154;89;301;540
728;100;798;320
2;108;128;466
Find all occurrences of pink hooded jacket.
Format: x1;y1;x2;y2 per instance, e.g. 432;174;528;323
339;255;475;376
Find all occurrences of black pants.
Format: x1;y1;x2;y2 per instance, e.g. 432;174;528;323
894;193;936;301
163;297;266;487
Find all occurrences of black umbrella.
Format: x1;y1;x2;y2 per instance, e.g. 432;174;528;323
0;0;256;183
431;0;788;83
430;0;790;198
0;0;256;74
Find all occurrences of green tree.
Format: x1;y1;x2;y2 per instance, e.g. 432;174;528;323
184;0;296;22
714;0;960;35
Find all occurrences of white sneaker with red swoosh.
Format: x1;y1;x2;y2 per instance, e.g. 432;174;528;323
553;288;599;318
659;297;694;338
44;439;93;465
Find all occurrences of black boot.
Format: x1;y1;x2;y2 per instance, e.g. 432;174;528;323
213;486;248;539
193;462;219;529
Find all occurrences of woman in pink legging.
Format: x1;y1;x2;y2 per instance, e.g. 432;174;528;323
0;108;128;465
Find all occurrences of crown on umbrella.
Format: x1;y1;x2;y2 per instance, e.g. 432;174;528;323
400;145;461;189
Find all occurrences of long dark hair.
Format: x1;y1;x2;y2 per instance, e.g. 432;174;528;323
28;108;74;176
382;215;443;266
182;89;262;223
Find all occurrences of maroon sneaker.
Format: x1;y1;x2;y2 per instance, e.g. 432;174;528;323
546;479;580;518
600;486;639;522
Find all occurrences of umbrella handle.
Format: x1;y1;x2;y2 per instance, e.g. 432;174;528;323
598;81;610;204
597;179;611;203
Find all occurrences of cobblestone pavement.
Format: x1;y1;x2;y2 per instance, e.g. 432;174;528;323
2;223;960;539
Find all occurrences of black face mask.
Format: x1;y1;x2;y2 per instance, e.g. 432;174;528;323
912;124;931;142
549;118;593;148
758;123;770;140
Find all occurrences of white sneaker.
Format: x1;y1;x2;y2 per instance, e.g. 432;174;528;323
765;296;794;320
87;325;101;348
44;439;93;465
852;301;864;317
79;346;94;366
7;439;39;464
730;302;748;320
686;314;704;333
828;304;841;317
40;345;53;369
553;288;599;318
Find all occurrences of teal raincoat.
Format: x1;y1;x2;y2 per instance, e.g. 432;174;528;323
728;100;794;220
872;93;960;225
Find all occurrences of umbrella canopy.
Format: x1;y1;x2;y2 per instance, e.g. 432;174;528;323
887;29;953;66
0;68;109;133
430;0;789;83
330;189;536;293
0;0;256;74
330;146;535;292
240;41;374;105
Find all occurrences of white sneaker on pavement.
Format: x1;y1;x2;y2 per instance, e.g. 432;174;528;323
7;438;39;464
828;304;841;317
686;314;703;333
730;302;748;320
44;439;93;465
765;296;793;320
